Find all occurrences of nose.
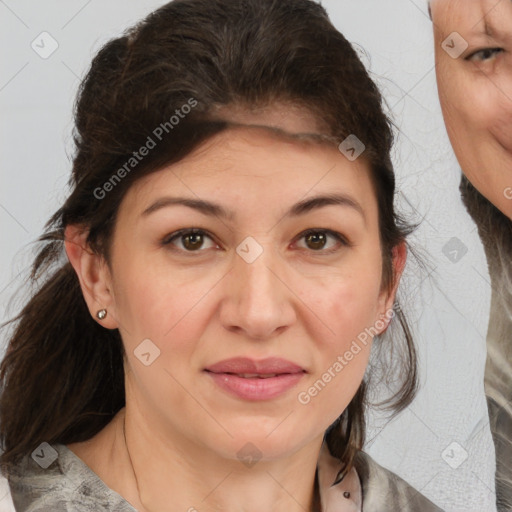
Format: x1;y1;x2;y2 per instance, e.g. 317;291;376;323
219;243;297;340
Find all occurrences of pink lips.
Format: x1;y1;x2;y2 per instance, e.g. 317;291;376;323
204;357;306;401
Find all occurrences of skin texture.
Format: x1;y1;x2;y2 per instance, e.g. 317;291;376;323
432;0;512;219
64;107;405;512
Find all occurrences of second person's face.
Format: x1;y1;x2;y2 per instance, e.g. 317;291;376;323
432;0;512;218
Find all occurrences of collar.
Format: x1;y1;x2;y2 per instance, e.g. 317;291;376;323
317;441;362;511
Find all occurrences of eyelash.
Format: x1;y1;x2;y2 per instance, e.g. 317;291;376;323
466;47;504;62
161;228;351;255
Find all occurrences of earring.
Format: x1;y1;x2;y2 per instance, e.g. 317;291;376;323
96;309;107;320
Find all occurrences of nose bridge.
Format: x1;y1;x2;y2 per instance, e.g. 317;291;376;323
235;238;281;306
240;250;274;295
220;236;295;338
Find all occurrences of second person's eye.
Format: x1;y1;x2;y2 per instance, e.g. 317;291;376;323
466;47;504;62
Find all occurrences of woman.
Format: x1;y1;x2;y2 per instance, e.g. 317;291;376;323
0;0;442;510
431;0;512;509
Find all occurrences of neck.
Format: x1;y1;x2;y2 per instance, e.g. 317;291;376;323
107;406;322;512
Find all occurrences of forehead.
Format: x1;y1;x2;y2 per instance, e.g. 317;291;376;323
431;0;512;37
141;126;369;188
120;126;377;225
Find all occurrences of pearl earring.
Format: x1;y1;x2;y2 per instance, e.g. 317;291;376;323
96;309;107;320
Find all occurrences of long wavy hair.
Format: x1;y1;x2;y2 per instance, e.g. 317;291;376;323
0;0;417;482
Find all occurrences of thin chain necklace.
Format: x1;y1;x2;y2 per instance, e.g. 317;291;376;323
123;415;154;512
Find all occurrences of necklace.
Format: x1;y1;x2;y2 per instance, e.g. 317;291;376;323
122;415;321;512
123;415;152;512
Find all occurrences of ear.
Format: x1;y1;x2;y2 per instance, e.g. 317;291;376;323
64;225;119;330
375;242;407;335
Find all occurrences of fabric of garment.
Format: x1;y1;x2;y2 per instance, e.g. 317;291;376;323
3;441;444;511
484;247;512;511
460;175;512;512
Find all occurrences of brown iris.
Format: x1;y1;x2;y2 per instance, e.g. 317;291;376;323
182;232;204;250
304;231;327;250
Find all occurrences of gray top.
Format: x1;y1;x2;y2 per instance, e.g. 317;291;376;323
7;444;135;512
5;442;444;511
459;175;512;512
483;243;512;511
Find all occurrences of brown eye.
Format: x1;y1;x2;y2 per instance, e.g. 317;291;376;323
305;231;328;250
162;229;217;252
296;229;349;253
182;232;205;250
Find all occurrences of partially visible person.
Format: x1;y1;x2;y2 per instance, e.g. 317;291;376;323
431;1;512;509
432;0;512;219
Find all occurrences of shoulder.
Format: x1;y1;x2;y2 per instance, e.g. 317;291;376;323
317;442;444;511
353;451;445;511
3;443;136;512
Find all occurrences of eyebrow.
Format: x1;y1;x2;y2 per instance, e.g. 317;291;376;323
470;6;511;39
141;193;366;223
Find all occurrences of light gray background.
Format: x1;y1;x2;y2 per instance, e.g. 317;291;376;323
0;1;497;511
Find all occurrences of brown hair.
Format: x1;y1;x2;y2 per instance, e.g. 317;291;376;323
0;0;417;481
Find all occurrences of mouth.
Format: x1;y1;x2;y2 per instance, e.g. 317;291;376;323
205;372;298;379
203;357;306;400
204;356;305;375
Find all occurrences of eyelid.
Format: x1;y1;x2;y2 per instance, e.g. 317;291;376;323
465;47;504;61
161;228;220;251
292;228;352;253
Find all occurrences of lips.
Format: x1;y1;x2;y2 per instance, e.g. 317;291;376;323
229;373;279;378
204;357;306;400
204;357;305;376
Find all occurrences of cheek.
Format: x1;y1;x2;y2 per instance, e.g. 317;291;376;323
436;57;461;107
491;103;512;152
298;286;376;419
306;260;383;351
111;253;217;346
304;274;382;419
439;68;504;137
440;87;498;173
442;85;477;129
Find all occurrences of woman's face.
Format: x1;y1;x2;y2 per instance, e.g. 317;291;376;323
432;0;512;218
101;113;399;462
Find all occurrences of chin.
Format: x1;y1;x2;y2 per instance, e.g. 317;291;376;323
201;430;304;464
